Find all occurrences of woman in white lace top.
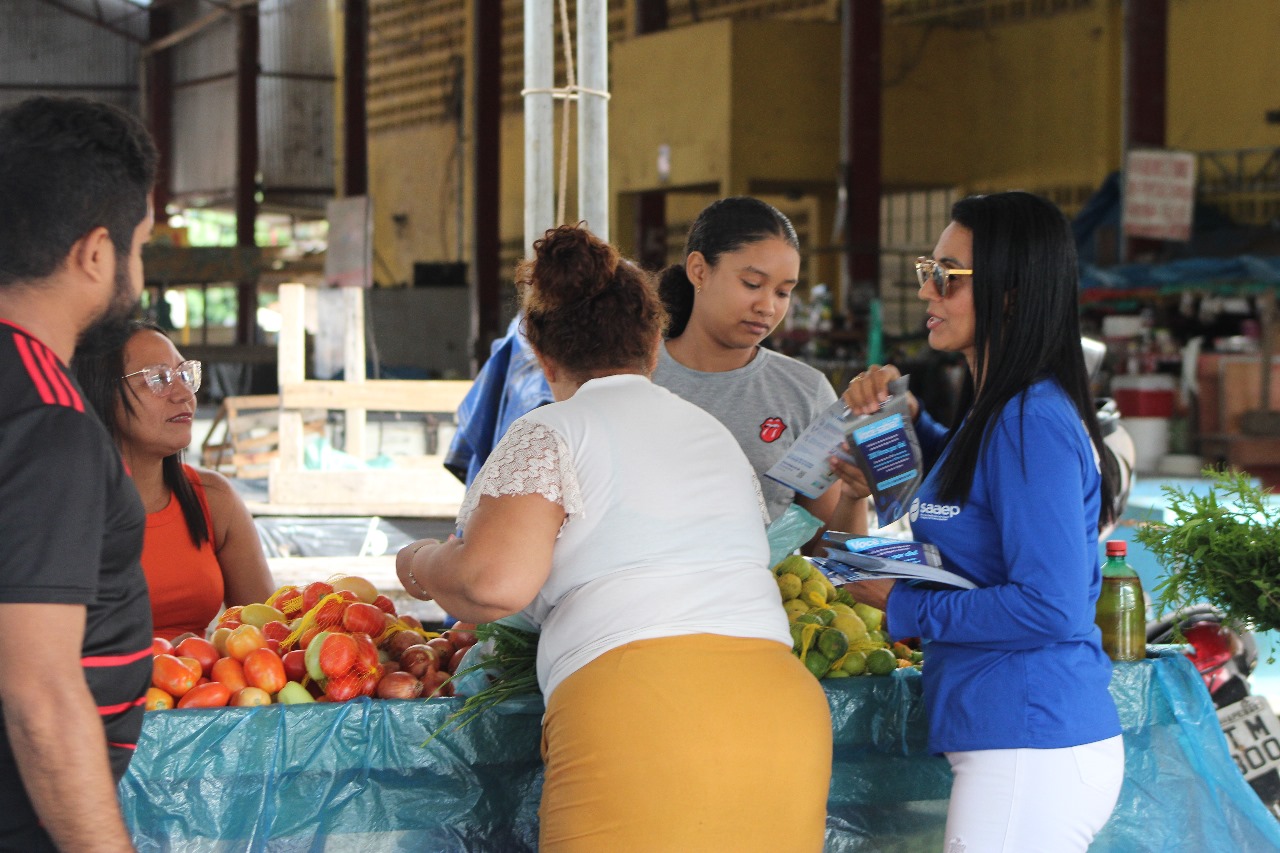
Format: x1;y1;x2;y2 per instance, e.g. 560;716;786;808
396;225;832;853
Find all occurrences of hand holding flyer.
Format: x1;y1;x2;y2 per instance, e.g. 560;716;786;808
765;376;924;525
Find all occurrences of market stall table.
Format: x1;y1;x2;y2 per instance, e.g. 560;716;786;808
121;651;1280;852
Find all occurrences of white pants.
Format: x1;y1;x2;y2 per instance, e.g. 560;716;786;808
943;735;1125;853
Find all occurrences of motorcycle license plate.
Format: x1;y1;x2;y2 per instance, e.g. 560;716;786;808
1217;696;1280;810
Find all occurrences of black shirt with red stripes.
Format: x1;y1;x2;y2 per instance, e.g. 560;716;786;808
0;321;152;815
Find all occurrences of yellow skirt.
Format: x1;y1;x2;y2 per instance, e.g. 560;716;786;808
538;634;832;853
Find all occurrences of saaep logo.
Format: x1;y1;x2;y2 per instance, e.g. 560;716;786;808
911;498;961;522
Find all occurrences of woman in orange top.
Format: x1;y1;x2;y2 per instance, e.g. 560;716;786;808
74;321;275;640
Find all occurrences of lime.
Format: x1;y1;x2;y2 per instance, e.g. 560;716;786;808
774;554;813;581
817;627;849;661
776;573;802;601
830;603;857;617
865;648;898;676
795;612;824;626
783;599;809;622
831;613;868;641
789;622;806;649
818;575;838;603
803;650;831;679
825;669;850;679
849;635;885;654
841;650;868;675
834;587;856;607
800;580;828;608
853;603;883;632
812;608;837;626
910;650;924;665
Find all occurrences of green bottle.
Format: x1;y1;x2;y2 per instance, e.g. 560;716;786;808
1095;540;1146;662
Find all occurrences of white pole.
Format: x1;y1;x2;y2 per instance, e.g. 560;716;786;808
577;0;608;240
525;0;555;253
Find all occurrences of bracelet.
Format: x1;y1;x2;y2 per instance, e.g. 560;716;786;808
404;542;431;598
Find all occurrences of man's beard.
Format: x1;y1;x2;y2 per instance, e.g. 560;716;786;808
79;257;141;345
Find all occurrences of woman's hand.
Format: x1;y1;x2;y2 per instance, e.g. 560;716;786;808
840;578;896;612
396;537;442;600
842;364;918;420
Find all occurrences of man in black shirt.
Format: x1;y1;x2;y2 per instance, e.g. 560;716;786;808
0;96;157;852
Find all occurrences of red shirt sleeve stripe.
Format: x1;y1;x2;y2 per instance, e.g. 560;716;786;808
82;647;153;667
12;335;55;404
98;696;147;716
108;741;138;751
31;340;80;411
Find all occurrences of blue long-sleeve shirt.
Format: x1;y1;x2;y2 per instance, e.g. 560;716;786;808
887;379;1121;754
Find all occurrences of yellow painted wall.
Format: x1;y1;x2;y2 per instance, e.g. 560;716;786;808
612;20;735;194
728;21;841;194
882;4;1122;194
1167;0;1280;152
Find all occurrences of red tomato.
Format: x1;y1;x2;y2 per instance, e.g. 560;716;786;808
261;620;292;644
399;615;424;631
310;595;346;630
152;654;198;697
352;632;380;671
210;657;249;693
324;673;363;702
177;656;204;680
342;602;386;636
281;649;308;683
243;647;287;694
270;586;304;617
175;636;219;677
151;637;173;656
177;681;232;709
225;623;267;662
336;589;360;603
145;686;175;711
209;626;233;656
301;581;335;612
297;625;323;650
318;633;359;680
372;594;397;615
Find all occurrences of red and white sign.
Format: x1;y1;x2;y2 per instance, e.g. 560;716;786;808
1123;149;1197;241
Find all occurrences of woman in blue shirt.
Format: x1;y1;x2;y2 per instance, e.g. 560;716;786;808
842;191;1124;852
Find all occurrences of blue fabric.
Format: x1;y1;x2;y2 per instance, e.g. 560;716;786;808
888;380;1121;754
444;316;553;487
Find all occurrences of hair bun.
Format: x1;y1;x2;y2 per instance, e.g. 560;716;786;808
531;224;616;307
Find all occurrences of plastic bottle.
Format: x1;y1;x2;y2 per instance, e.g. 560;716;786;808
1095;540;1146;662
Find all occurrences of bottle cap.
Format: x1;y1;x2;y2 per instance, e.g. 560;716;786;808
1106;540;1126;557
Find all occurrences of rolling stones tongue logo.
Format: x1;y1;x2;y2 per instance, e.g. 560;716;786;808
759;417;787;443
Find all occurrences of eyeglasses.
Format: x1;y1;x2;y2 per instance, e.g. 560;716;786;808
915;257;974;299
120;360;202;396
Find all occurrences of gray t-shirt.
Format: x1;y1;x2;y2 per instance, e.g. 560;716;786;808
653;344;838;522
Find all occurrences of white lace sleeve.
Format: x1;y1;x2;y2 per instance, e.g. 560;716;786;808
456;419;584;534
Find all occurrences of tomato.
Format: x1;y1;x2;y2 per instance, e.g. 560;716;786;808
145;686;175;711
152;654;199;697
372;594;397;615
220;605;245;623
324;673;363;702
177;681;231;709
175;636;219;677
209;626;233;656
297;625;323;650
243;647;287;694
342;602;386;636
318;633;359;680
151;637;173;656
310;595;346;630
399;615;424;631
261;620;292;644
225;623;267;662
301;581;335;612
177;656;204;681
210;657;249;693
281;649;308;683
231;686;273;707
352;632;380;671
271;585;304;618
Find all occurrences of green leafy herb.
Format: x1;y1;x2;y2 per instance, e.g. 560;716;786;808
423;622;540;746
1134;468;1280;633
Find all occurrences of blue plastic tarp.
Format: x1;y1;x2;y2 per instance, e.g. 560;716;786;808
121;651;1280;852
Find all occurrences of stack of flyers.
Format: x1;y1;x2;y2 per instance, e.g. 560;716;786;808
812;533;976;590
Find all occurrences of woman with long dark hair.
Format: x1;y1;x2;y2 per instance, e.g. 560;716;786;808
841;191;1123;851
74;321;275;640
